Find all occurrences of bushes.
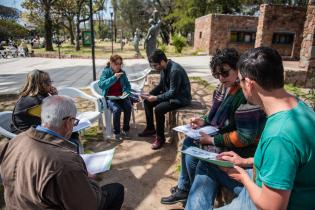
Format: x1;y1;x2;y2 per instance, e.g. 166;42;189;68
0;20;29;41
172;34;186;53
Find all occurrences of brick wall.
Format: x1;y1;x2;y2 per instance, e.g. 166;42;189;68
255;4;306;59
194;14;257;55
209;14;258;55
194;15;212;53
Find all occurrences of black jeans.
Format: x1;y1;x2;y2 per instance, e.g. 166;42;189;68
100;183;124;210
143;100;182;139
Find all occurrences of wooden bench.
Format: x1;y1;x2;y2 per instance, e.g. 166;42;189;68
167;100;207;143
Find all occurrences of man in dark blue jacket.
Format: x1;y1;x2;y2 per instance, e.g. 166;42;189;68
139;49;192;149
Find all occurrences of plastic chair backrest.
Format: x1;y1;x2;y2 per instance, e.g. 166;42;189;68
90;80;103;98
0;111;17;139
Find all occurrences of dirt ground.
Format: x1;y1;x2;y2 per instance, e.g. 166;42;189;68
0;78;213;210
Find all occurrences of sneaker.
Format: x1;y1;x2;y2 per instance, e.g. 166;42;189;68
121;131;130;139
138;128;156;137
151;136;165;150
161;189;188;205
114;134;123;142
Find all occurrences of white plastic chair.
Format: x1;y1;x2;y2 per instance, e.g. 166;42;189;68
18;47;26;57
57;87;103;130
127;67;152;92
89;80;136;139
0;111;17;139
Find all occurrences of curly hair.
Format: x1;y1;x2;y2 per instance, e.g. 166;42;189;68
210;48;239;75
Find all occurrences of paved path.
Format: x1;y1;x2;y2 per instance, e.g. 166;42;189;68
0;56;217;94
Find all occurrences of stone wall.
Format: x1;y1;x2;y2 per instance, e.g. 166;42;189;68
255;4;306;59
194;14;257;55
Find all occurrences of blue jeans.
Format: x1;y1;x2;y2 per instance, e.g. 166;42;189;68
107;99;132;135
177;137;200;191
185;161;252;210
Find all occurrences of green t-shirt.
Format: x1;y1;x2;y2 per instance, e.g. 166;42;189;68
254;100;315;210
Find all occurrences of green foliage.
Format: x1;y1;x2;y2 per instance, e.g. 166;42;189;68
159;43;168;53
172;34;186;53
0;20;29;41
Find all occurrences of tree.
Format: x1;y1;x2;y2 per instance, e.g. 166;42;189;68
53;0;77;45
22;0;58;51
0;20;29;42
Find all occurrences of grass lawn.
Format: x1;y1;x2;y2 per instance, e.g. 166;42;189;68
30;40;197;59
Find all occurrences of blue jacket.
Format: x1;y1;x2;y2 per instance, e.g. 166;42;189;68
98;67;131;97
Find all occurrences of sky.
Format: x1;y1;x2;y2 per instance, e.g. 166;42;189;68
0;0;23;10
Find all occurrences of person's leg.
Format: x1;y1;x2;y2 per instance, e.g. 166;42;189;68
121;99;132;132
107;100;122;135
161;137;198;204
154;101;182;139
143;99;158;130
185;161;243;210
214;169;256;210
177;137;199;191
100;183;124;210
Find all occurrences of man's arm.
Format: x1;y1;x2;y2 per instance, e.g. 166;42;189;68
233;166;291;210
156;69;180;101
149;73;163;96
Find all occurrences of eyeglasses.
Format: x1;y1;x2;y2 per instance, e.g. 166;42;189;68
114;62;123;66
212;68;231;79
62;116;80;126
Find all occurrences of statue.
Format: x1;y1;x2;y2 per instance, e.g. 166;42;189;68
133;28;141;57
144;9;161;59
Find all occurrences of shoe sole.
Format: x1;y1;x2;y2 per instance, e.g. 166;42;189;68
161;198;187;205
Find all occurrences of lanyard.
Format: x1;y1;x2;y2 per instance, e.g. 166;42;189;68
35;125;77;148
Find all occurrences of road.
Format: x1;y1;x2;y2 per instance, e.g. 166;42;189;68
0;56;216;94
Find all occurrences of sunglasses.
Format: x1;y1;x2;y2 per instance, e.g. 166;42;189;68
63;116;80;126
212;68;231;79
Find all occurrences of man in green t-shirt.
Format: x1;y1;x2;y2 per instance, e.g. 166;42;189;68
218;47;315;210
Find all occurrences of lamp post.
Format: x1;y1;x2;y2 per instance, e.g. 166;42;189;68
89;0;96;81
110;10;114;54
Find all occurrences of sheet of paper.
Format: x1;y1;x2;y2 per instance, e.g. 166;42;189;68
181;147;234;168
80;148;115;174
173;124;219;139
72;118;91;132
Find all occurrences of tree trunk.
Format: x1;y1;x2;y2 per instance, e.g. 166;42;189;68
75;15;81;51
68;18;75;45
44;6;54;51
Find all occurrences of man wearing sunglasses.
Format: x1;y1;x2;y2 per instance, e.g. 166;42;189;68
0;95;124;210
139;49;192;149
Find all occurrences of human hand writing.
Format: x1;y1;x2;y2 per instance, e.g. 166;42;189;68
189;117;205;129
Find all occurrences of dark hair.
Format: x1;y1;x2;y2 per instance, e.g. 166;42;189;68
106;54;123;68
237;47;284;91
210;48;239;75
149;49;167;63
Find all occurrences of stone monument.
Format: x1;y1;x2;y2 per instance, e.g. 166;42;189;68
144;9;161;59
133;28;141;57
